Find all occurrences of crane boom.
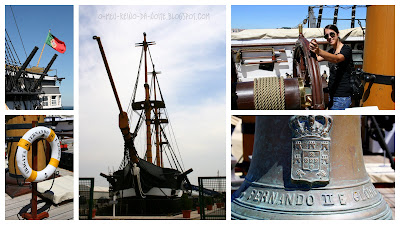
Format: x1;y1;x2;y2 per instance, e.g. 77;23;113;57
93;36;138;163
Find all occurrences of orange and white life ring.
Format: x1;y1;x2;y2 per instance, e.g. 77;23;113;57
16;126;61;182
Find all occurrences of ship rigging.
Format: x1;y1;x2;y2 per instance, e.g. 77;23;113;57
94;33;193;203
5;6;64;110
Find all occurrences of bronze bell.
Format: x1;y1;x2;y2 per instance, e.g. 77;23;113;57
232;116;392;220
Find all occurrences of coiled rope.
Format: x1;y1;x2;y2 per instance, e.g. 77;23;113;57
254;77;285;110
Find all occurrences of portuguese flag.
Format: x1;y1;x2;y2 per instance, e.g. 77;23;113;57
45;32;66;54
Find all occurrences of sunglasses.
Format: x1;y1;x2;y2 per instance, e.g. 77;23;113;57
324;32;336;39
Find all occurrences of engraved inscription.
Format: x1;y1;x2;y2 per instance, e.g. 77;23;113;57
241;186;377;208
322;194;334;205
338;194;346;205
353;184;378;202
247;190;256;200
246;189;315;206
267;192;278;204
242;187;382;208
306;195;314;206
296;194;304;205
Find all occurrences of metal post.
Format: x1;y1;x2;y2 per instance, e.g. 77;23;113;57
113;194;116;217
31;127;38;219
199;177;204;220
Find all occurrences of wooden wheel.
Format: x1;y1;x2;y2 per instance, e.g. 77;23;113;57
293;34;325;109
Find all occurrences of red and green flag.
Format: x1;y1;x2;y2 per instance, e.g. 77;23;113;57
45;32;66;54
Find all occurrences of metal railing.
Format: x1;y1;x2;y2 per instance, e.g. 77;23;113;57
79;178;95;220
198;176;226;220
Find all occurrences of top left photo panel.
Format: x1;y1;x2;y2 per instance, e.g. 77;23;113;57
5;5;74;110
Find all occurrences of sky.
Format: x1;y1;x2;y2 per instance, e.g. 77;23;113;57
79;5;226;187
5;5;74;107
232;5;367;30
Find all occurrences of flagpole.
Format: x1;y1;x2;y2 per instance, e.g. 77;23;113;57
36;29;50;68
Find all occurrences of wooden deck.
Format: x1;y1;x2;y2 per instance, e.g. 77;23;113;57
377;187;395;219
5;194;73;220
5;168;74;220
364;155;395;218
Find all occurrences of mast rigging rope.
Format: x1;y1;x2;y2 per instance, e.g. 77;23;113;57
6;29;22;65
9;6;30;67
126;43;185;172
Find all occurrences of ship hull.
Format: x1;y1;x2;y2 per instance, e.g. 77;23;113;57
117;187;183;198
98;197;183;216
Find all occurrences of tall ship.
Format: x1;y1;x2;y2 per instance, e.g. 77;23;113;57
93;33;193;215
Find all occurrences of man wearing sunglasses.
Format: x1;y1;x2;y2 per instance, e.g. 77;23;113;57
309;24;353;110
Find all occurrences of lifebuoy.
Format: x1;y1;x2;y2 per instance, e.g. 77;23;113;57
16;127;61;182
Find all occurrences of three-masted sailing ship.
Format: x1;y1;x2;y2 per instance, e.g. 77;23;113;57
93;33;193;215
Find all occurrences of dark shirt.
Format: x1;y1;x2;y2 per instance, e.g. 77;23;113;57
327;44;353;97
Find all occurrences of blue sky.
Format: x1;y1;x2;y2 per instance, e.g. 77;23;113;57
232;5;367;30
5;5;74;107
79;5;226;187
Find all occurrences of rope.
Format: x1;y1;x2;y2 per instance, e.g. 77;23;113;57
9;6;30;67
5;38;18;66
127;48;144;121
154;74;185;171
6;29;22;65
163;110;185;171
125;42;185;172
160;130;181;171
41;140;58;193
254;77;286;110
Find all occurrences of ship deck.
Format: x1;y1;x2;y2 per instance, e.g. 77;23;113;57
5;168;74;220
364;155;395;219
93;207;225;220
378;187;395;219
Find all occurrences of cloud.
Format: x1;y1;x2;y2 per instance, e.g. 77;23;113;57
79;5;226;187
